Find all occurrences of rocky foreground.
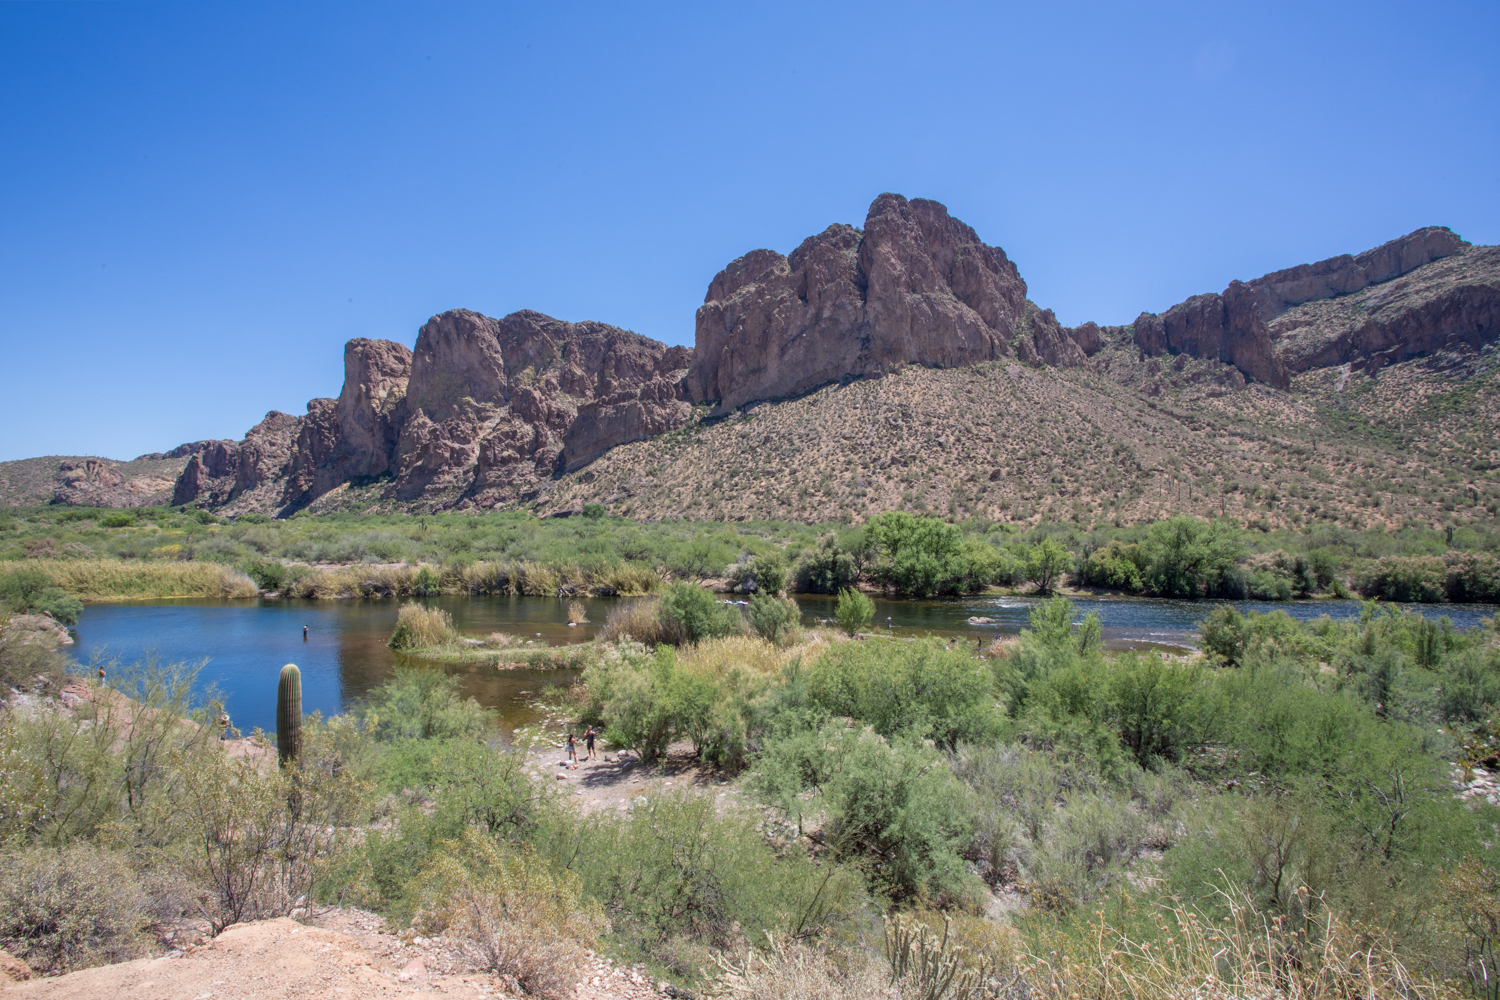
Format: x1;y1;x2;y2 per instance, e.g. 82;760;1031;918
0;913;664;1000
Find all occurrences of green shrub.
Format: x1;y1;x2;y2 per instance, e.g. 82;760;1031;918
581;503;606;520
794;535;859;594
807;637;1002;747
864;512;1002;596
747;591;799;643
98;512;135;528
1025;597;1102;655
554;792;860;952
358;668;493;742
29;586;83;626
660;582;743;643
0;568;83;625
412;566;441;597
1079;540;1145;592
1141;517;1246;598
1024;536;1071;594
751;551;788;594
1444;551;1500;603
1249;568;1293;601
1104;653;1207;768
756;725;978;905
1355;556;1447;603
834;587;874;635
0;843;147;973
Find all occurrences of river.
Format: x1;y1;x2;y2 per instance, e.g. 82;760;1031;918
70;594;1495;737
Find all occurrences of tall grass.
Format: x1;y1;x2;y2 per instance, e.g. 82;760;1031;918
388;602;457;650
0;559;256;600
1017;889;1462;1000
279;559;664;600
599;597;682;645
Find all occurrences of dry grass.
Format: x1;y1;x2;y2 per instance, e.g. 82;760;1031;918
286;563;415;599
567;600;588;624
675;634;805;678
0;558;257;601
714;891;1463;1000
714;936;894;1000
1018;889;1463;1000
388;602;456;650
599;597;683;645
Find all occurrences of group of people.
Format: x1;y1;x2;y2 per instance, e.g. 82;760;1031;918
566;726;597;763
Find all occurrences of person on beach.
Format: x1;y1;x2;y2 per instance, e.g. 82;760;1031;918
584;726;597;760
566;733;578;765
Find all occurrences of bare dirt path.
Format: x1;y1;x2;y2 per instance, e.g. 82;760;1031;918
2;912;672;1000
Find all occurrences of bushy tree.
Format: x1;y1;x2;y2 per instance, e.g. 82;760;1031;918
1142;517;1246;598
659;582;743;643
834;587;874;635
746;591;799;643
1025;536;1071;594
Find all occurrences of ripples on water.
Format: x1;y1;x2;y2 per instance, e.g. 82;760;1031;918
72;594;1495;737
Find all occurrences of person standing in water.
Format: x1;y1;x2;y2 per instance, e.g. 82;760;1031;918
303;625;309;640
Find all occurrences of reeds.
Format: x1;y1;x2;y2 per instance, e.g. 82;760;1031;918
0;559;257;600
388;602;456;650
598;597;683;646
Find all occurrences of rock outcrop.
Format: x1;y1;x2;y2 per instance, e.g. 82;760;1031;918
687;194;1061;412
170;310;691;513
1132;226;1482;386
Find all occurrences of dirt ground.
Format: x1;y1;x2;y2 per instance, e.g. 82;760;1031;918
529;737;743;815
1;911;671;1000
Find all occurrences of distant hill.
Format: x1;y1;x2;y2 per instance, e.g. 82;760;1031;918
5;193;1496;528
0;454;189;509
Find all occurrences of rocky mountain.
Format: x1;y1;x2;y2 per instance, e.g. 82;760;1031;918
162;310;691;514
5;193;1495;523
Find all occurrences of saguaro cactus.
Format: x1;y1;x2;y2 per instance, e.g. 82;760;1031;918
276;663;303;769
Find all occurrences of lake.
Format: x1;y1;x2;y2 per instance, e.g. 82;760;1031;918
71;593;1495;737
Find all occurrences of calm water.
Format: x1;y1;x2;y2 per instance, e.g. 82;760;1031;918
72;593;1495;736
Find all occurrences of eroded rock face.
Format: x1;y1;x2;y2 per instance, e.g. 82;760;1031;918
1270;243;1500;374
172;310;691;512
688;194;1034;412
1133;226;1475;386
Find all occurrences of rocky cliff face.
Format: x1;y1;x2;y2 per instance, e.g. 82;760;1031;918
1131;226;1482;387
171;310;690;513
686;193;1087;412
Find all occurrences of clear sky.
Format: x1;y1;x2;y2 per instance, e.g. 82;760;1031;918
2;1;1496;462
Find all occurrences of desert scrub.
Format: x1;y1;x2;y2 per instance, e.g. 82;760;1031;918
0;558;256;601
388;602;457;650
0;842;149;973
409;829;601;1000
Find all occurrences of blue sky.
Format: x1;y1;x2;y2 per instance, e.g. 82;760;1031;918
2;1;1496;462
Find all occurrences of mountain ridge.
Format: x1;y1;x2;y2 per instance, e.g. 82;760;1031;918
4;194;1496;525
